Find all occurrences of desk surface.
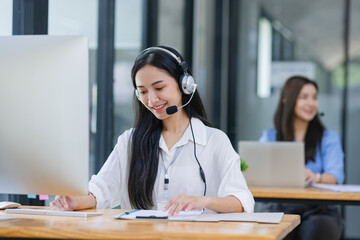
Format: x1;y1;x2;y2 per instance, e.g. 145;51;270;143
250;186;360;205
0;207;300;240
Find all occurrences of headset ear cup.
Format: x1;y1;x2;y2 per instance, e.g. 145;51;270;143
181;73;196;95
135;89;141;101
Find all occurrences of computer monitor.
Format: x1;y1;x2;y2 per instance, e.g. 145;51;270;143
0;35;89;196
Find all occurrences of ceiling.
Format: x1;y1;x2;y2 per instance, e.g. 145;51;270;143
259;0;360;70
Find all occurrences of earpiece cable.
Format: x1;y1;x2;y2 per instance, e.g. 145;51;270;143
188;106;207;196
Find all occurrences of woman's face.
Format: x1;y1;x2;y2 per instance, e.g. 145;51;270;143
135;65;182;120
294;83;319;122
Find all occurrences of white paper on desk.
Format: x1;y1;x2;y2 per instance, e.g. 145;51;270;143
194;212;284;224
115;209;203;221
312;183;360;192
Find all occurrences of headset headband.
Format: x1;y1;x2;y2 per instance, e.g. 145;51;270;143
140;47;189;72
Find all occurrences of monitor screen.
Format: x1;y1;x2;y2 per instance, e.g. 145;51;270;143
0;35;89;196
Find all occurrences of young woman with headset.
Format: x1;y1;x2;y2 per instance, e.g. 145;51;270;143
50;46;254;216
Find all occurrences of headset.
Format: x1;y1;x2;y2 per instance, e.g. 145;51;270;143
134;46;207;196
135;47;197;96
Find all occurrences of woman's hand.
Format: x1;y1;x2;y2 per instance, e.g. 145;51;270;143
305;169;338;184
164;194;208;216
50;193;96;211
50;196;79;211
304;169;320;183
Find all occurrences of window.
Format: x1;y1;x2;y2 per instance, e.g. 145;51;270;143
0;0;12;36
113;0;142;139
48;0;98;175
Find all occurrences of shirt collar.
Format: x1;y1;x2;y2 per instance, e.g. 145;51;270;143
159;118;208;152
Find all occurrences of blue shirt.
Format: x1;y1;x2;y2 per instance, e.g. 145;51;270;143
259;129;345;184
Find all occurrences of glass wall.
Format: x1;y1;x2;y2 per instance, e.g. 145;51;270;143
158;0;185;52
0;0;12;36
48;0;98;176
236;0;359;238
345;1;360;238
113;0;142;142
192;0;216;122
237;0;343;142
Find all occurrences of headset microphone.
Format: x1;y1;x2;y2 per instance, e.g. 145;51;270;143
166;106;178;115
319;112;325;117
166;85;197;115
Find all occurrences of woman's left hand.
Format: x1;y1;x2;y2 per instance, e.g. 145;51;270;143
305;169;320;183
164;193;208;216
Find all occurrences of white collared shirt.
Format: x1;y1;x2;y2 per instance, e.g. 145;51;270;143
89;118;254;213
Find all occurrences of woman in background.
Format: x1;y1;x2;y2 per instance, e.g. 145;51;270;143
260;76;344;240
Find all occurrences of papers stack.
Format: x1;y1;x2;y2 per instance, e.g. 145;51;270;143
114;210;284;223
312;183;360;192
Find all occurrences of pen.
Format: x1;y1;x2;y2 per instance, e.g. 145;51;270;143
124;209;139;215
136;215;168;219
118;209;140;218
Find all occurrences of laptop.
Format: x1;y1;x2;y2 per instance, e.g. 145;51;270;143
239;141;305;187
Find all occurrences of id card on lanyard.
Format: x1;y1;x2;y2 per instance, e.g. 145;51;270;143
157;146;183;209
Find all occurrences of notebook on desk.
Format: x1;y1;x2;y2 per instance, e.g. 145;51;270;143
239;141;305;187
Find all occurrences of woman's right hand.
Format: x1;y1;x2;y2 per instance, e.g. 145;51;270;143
50;196;79;211
50;193;97;211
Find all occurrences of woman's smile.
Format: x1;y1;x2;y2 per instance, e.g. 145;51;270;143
152;103;167;112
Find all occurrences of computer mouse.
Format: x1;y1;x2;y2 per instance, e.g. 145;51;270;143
0;201;21;210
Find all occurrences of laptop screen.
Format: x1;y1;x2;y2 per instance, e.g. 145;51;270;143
239;141;305;187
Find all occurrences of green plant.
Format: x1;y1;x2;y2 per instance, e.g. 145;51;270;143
240;158;248;172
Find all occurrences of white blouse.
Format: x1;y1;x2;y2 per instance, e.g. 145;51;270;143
89;118;254;213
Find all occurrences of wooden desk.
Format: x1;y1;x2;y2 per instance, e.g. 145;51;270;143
250;186;360;205
0;208;300;240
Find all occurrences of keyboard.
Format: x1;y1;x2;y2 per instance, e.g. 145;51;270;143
5;208;103;218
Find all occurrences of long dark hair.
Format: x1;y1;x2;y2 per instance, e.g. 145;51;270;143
128;46;211;209
274;76;325;163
